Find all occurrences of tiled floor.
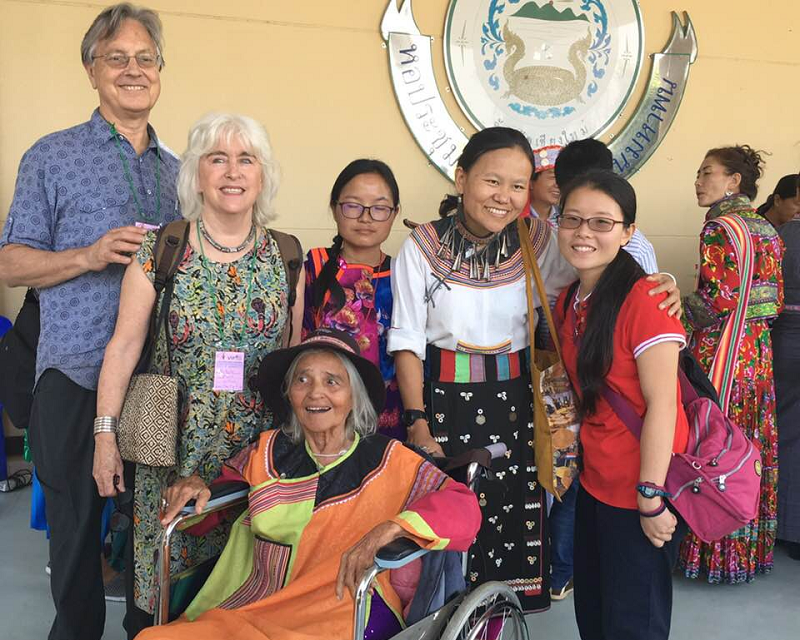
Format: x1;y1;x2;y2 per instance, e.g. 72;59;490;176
1;457;798;639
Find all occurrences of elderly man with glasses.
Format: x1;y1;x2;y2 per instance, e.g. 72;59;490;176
0;4;180;639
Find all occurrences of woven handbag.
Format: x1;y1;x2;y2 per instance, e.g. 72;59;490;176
518;218;581;500
118;221;189;467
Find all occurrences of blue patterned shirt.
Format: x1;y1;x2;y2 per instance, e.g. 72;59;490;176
0;109;181;389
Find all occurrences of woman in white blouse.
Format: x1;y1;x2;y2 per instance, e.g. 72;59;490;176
388;127;682;612
388;127;572;612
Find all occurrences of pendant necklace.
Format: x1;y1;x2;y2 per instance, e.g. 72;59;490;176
424;207;511;303
199;218;256;253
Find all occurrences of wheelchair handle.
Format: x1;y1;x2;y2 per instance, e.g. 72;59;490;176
484;443;507;460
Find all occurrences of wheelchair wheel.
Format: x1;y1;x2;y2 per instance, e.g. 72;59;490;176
439;581;529;640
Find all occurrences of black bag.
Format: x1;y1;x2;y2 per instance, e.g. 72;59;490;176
0;289;40;429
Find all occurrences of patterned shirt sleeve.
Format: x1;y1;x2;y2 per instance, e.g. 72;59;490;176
1;146;56;250
683;223;741;330
135;229;159;286
391;453;481;552
623;228;659;274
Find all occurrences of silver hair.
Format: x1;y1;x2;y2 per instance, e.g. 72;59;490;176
81;3;165;69
177;113;280;227
281;349;377;444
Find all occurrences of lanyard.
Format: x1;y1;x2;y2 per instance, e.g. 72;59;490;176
109;122;161;222
196;222;259;350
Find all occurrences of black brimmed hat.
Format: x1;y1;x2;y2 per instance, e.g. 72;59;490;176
256;327;386;423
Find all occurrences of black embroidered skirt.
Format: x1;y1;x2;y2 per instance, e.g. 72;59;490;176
424;346;550;612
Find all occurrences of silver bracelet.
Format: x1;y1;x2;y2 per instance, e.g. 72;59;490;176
93;416;119;435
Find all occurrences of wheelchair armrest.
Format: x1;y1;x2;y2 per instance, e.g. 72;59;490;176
180;480;250;514
374;537;429;570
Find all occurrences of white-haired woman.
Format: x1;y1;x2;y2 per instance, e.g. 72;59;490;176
93;112;303;635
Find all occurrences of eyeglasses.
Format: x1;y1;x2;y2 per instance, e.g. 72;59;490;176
557;214;627;233
337;202;396;222
92;52;162;69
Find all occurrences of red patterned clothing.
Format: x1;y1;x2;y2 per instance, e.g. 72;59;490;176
680;195;784;583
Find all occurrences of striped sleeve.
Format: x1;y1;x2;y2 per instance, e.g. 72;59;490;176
623;228;659;274
624;279;687;359
633;333;687;358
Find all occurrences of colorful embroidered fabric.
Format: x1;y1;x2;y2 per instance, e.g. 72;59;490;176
132;230;289;611
303;248;404;440
134;431;480;640
680;195;784;583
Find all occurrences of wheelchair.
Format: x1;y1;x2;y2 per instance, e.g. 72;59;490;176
154;443;530;640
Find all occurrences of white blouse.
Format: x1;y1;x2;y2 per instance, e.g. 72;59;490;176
388;217;576;360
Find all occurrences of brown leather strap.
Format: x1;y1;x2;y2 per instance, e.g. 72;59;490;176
517;217;563;359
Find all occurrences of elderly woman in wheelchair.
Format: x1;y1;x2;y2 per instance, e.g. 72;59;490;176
138;328;501;640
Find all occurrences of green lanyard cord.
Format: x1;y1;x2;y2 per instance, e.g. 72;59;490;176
109;122;161;222
196;221;259;350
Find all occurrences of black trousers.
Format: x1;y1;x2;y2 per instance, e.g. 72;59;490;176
573;486;687;640
28;369;105;640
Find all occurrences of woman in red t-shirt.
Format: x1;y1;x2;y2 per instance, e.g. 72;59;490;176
554;170;689;640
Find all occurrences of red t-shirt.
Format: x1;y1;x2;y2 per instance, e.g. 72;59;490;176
555;278;689;509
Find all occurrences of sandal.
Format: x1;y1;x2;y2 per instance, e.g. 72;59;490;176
0;468;33;492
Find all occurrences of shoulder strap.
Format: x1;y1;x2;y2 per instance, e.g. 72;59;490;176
706;214;755;414
152;220;190;293
136;221;190;374
517;217;562;357
269;229;303;307
269;229;303;345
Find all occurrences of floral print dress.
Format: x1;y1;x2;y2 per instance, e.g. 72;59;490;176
680;195;784;583
302;248;404;440
132;228;289;612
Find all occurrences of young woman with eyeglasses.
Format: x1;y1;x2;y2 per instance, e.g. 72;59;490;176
302;159;406;440
554;170;689;639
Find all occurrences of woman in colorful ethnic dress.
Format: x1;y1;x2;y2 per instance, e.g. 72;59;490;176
303;160;404;440
679;145;784;583
554;170;688;640
136;328;481;640
93;113;304;635
389;127;576;612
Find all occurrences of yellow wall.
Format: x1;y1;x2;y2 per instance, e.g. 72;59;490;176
1;0;799;322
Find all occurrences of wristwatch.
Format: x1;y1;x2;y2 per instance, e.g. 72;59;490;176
636;482;672;500
402;409;428;427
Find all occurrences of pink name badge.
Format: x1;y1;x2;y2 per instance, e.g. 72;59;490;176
135;221;160;231
213;351;245;392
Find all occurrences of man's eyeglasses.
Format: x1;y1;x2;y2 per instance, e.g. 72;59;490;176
92;52;162;69
337;202;396;222
557;214;627;233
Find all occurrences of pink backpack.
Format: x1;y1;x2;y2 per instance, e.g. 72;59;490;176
603;370;762;543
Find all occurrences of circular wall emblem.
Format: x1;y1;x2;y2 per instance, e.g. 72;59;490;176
445;0;644;144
